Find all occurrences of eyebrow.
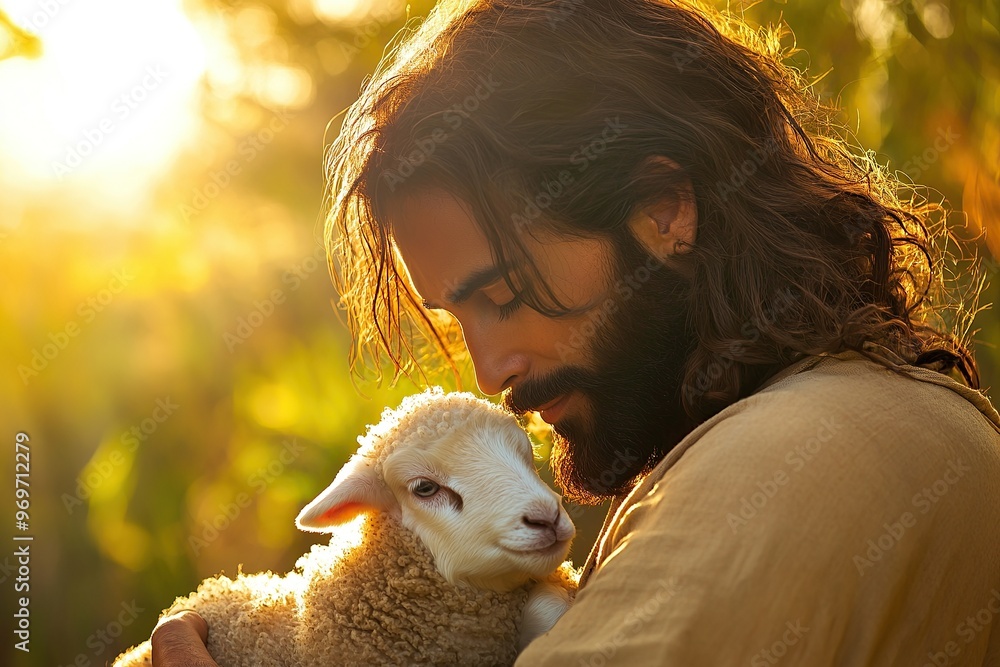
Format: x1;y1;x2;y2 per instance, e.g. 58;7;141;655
422;265;505;309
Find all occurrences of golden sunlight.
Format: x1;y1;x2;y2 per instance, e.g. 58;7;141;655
0;0;207;214
310;0;370;24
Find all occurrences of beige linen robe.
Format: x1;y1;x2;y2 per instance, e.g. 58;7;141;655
517;344;1000;666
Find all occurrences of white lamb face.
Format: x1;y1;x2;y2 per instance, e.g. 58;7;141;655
296;406;575;593
383;413;575;592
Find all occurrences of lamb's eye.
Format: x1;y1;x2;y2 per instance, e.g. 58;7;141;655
411;480;440;498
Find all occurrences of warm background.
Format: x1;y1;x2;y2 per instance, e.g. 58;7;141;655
0;0;997;665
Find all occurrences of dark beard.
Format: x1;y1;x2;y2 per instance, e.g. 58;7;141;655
503;233;698;504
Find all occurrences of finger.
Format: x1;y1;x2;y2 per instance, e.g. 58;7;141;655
150;610;218;667
160;609;209;641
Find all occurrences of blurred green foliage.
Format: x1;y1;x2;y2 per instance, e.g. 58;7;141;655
0;1;997;665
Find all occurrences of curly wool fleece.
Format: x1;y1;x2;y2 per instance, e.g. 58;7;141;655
356;388;514;480
114;514;532;666
114;390;579;666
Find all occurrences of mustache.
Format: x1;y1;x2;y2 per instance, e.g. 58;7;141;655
502;366;600;414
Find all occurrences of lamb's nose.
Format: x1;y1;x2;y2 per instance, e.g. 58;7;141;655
521;508;558;532
522;515;553;530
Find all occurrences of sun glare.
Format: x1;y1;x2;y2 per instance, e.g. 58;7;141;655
0;0;208;215
311;0;370;24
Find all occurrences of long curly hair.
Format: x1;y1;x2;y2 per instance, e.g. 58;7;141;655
325;0;985;421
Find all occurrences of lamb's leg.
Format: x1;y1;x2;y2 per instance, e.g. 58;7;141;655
518;578;572;650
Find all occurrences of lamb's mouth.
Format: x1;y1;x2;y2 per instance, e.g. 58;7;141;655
501;539;570;558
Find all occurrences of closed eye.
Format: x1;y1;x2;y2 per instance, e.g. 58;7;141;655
497;294;523;321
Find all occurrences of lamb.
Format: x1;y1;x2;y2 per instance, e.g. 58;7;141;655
113;388;579;667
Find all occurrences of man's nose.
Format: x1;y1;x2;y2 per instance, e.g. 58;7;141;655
463;326;530;396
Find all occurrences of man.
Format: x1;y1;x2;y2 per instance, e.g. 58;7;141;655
152;0;1000;664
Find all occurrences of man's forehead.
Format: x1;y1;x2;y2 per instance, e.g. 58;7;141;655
389;189;498;304
388;187;608;309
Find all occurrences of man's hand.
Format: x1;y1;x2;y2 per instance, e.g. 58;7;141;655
150;610;219;667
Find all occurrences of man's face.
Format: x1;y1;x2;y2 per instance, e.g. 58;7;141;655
391;189;697;503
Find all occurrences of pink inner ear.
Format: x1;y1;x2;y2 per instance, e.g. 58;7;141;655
318;502;369;525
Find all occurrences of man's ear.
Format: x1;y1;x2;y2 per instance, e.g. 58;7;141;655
627;157;697;260
296;455;396;532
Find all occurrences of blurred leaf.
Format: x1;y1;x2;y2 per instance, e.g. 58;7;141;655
0;9;42;61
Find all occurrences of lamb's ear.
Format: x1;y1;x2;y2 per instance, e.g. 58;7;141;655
296;456;394;532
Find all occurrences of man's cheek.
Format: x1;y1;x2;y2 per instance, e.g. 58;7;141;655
549;316;600;366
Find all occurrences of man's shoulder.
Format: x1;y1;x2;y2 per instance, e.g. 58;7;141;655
577;352;1000;663
757;347;999;422
673;349;1000;474
602;348;1000;566
618;348;1000;533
